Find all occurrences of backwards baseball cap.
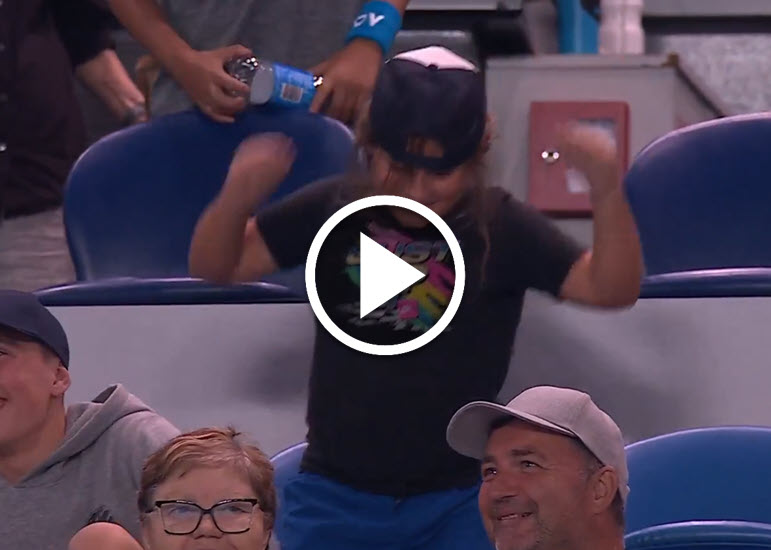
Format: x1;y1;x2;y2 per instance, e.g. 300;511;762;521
447;385;629;503
0;290;69;368
369;46;486;173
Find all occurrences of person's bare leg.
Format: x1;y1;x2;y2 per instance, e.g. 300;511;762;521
69;522;144;550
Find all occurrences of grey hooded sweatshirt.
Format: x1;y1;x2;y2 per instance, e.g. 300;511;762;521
0;384;179;550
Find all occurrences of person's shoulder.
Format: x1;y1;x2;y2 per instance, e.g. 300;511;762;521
478;185;556;241
99;409;179;457
311;173;348;190
281;173;349;206
480;185;531;222
106;411;179;478
481;185;512;204
71;409;177;488
112;409;179;443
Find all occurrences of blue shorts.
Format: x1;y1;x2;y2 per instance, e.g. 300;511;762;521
275;471;494;550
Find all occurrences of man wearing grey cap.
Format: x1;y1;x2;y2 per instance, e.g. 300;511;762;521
447;386;627;550
0;290;179;549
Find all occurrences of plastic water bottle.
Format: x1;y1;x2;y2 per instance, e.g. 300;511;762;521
598;0;623;54
598;0;644;54
225;56;323;109
621;0;644;54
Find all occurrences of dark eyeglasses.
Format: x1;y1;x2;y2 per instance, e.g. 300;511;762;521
150;499;260;535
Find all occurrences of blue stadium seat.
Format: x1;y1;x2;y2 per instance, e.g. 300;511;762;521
34;278;302;306
626;521;771;550
624;427;771;535
64;107;354;280
42;107;353;305
271;441;307;496
625;114;771;297
640;268;771;298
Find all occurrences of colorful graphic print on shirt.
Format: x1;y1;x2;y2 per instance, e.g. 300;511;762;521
339;221;455;333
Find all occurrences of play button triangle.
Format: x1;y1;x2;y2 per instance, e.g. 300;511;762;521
359;232;426;318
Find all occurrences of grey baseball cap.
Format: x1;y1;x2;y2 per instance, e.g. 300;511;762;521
446;385;629;503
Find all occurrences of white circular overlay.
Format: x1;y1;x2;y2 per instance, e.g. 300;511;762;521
305;195;466;356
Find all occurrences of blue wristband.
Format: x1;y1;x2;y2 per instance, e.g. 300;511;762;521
345;1;402;56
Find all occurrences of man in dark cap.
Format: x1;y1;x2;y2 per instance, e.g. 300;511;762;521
0;290;179;548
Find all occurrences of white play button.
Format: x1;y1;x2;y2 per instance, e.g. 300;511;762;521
305;195;465;356
359;233;426;318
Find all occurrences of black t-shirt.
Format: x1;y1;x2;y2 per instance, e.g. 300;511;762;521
315;204;459;346
258;177;584;496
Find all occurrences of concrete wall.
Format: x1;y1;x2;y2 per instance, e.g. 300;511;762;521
59;304;315;455
57;294;771;455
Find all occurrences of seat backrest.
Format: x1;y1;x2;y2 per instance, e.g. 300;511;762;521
270;441;307;494
65;108;354;280
625;113;771;275
625;521;771;550
624;427;771;534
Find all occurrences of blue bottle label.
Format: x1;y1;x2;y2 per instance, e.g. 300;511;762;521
271;63;316;108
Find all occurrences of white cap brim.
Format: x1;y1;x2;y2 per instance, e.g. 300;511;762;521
446;401;576;460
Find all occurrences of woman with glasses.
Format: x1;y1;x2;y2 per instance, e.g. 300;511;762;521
69;427;276;550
